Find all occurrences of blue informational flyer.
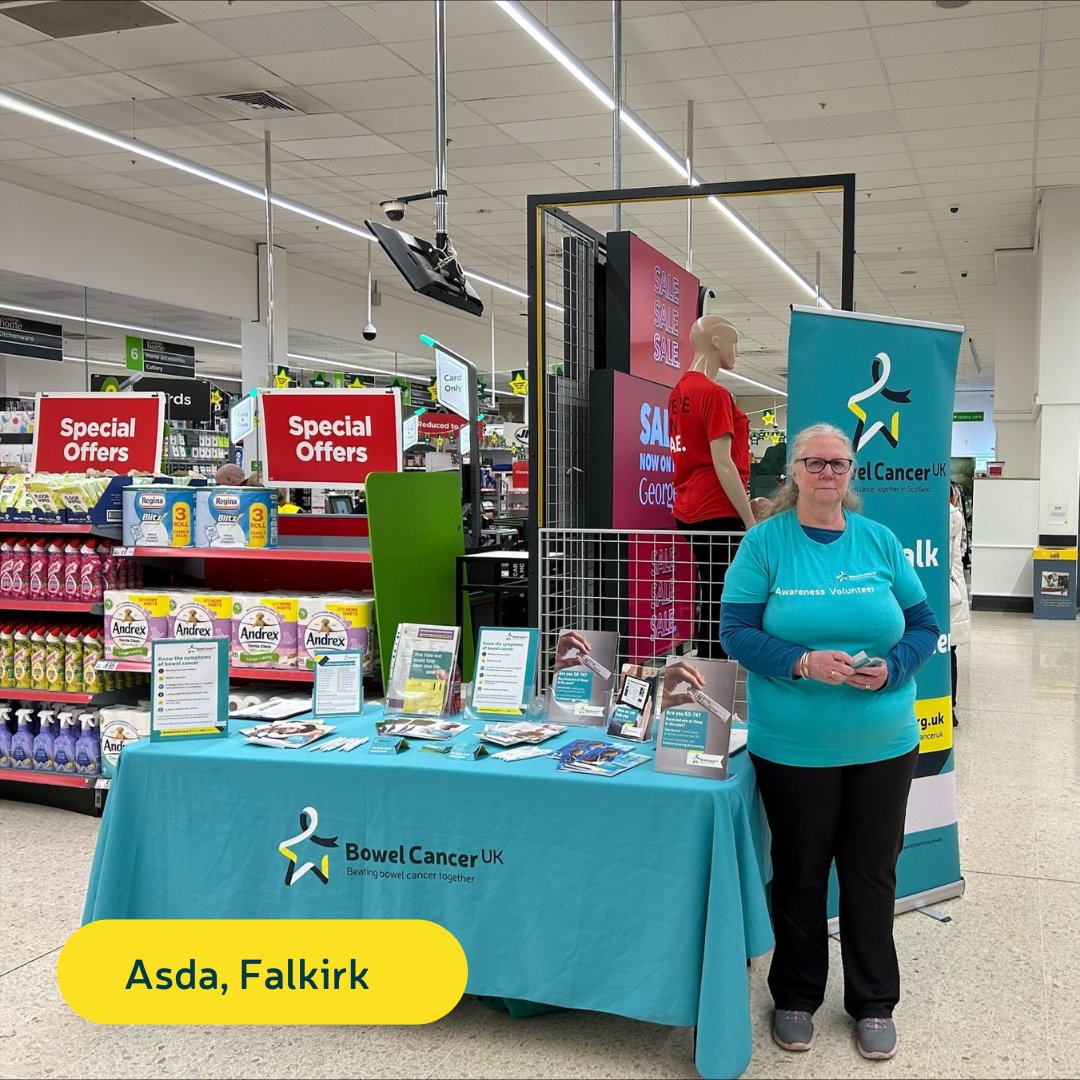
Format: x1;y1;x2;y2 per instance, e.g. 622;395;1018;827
654;656;738;780
150;638;228;742
469;627;539;718
313;649;364;719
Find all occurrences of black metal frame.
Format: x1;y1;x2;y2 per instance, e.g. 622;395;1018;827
525;174;857;622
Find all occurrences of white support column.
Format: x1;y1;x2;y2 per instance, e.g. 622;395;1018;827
992;249;1038;476
1034;188;1080;540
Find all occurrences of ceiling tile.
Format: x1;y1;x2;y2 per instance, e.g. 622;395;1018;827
905;122;1036;150
65;23;237;68
691;0;865;42
620;47;725;83
157;1;324;20
871;10;1043;56
469;89;602;125
691;122;777;148
716;30;877;74
334;1;433;45
911;142;1035;168
622;12;708;53
0;14;49;46
128;58;287;97
255;43;416;83
273;134;404;159
388;30;556;74
0;40;112;82
1037;136;1080;157
891;72;1039;110
300;75;436;112
70;98;221;129
753;86;895;123
450;64;569;100
198;7;374;53
10;71;164;107
628;74;746;109
882;44;1041;83
1040;66;1080;97
734;60;886;100
901;99;1037;131
767;112;901;144
1044;4;1080;39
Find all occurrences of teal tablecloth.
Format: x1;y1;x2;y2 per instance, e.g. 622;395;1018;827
84;709;773;1079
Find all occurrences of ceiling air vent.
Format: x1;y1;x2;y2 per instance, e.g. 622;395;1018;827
216;92;299;115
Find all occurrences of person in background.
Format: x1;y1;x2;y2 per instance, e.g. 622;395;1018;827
949;487;971;726
719;422;939;1063
668;314;756;659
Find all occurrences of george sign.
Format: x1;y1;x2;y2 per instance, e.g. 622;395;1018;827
436;349;470;419
32;391;165;473
310;372;330;388
0;315;62;362
229;393;256;444
953;411;984;422
130;376;210;423
604;232;700;390
126;335;196;378
257;388;402;489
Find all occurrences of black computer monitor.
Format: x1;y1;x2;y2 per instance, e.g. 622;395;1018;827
326;494;354;515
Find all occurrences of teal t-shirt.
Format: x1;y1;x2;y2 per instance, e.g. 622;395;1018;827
721;510;926;767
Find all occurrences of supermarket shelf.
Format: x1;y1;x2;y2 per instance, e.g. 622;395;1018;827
129;546;371;563
0;599;103;614
0;522;121;537
0;688;138;705
0;767;107;790
97;659;314;683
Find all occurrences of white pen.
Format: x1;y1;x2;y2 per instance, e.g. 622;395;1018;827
341;737;369;752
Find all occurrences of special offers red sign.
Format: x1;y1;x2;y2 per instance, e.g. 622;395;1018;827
32;392;165;474
258;388;402;488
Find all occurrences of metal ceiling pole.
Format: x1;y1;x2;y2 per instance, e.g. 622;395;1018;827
612;0;622;232
685;99;694;272
263;130;275;385
434;0;448;247
490;300;497;409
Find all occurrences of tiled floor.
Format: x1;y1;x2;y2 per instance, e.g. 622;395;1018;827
1;610;1076;1079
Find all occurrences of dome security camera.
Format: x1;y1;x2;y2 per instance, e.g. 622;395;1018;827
380;199;406;223
362;322;377;342
949;206;959;214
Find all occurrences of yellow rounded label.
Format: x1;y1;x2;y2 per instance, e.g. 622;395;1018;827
171;502;191;546
248;502;267;547
59;919;467;1025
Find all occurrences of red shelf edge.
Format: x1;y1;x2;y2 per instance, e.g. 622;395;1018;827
0;599;103;613
0;523;120;535
0;689;95;704
130;546;370;562
0;768;97;788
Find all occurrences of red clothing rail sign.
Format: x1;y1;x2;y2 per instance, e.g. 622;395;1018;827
32;392;165;473
258;388;402;488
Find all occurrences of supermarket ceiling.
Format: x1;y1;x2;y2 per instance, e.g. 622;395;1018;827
1;0;1079;395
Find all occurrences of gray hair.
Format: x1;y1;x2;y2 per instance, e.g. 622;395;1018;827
765;422;863;516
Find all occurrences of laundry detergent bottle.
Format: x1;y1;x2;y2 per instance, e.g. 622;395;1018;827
52;712;77;773
32;708;56;771
74;712;101;776
10;708;35;770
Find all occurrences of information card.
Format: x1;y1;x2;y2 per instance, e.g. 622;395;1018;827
469;627;539;718
313;650;364;719
150;638;228;741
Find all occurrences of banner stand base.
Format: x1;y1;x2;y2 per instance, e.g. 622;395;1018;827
915;904;952;923
827;878;966;936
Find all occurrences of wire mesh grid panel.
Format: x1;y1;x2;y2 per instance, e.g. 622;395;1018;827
537;526;747;715
541;214;598;530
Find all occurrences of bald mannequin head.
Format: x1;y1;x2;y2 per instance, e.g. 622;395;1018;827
690;315;739;380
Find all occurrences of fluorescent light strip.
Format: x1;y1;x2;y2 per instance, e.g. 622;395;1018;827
718;370;788;396
62;354;127;370
0;88;533;305
492;0;832;312
286;352;429;383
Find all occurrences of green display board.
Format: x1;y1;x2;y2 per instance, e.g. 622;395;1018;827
366;471;470;686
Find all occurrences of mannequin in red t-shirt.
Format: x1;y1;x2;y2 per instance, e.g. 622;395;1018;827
669;314;755;658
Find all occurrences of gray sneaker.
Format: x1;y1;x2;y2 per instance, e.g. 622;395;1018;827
772;1009;814;1051
857;1017;897;1059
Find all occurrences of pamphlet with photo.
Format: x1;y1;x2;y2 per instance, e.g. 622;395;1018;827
604;663;662;742
240;720;336;749
384;623;460;719
654;656;738;780
548;628;619;726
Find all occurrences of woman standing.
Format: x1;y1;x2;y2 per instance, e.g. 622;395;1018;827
719;423;939;1061
949;489;972;725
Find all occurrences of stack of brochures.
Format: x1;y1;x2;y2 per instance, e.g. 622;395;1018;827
477;721;566;747
240;720;336;749
551;738;650;777
375;718;469;741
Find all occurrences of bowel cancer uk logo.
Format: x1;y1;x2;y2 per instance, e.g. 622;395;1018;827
847;351;911;452
279;807;339;886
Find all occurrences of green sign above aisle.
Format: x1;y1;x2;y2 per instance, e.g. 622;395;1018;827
310;372;330;388
953;411;984;422
125;335;195;378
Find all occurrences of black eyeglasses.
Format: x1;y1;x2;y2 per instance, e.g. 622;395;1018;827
797;457;853;475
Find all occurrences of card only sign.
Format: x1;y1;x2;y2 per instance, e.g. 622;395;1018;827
32;392;166;473
0;316;63;362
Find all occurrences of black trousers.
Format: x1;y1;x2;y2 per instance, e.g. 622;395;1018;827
751;747;919;1020
675;516;745;660
950;646;958;708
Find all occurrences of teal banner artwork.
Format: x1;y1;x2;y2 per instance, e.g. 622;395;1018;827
787;306;964;908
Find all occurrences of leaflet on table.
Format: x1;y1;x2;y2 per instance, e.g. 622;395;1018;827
491;745;553;762
467;626;539;718
384;623;460;719
476;721;565;747
228;696;311;721
604;663;662;742
240;719;336;749
654;656;738;780
547;628;618;726
375;718;468;741
313;649;364;718
552;737;650;777
149;638;228;742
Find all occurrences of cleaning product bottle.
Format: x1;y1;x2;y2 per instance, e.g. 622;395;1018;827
46;538;66;599
74;712;101;776
63;539;81;600
79;539;101;603
28;537;48;599
32;708;56;771
9;707;35;770
13;624;32;689
52;711;77;773
30;625;47;690
82;627;104;694
0;705;13;768
45;626;65;692
63;627;84;694
99;539;118;593
0;538;14;597
0;622;13;687
10;538;30;599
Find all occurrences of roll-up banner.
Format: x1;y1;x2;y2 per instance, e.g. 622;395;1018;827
787;305;964;911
